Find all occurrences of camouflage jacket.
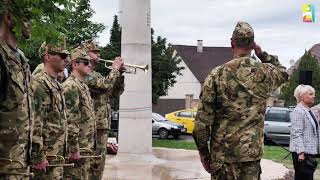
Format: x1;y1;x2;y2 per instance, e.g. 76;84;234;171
0;42;34;169
31;71;67;164
63;74;95;152
85;69;124;130
32;63;44;76
193;52;288;163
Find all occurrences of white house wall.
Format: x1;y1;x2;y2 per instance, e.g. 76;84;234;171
161;57;201;99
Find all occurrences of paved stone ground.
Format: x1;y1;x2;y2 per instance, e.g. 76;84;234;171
103;148;290;180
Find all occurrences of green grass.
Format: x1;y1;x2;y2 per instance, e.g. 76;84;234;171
152;139;197;150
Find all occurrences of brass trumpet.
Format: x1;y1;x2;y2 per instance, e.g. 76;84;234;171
98;58;149;74
45;155;74;167
65;148;102;160
0;171;34;177
0;158;32;177
0;158;24;169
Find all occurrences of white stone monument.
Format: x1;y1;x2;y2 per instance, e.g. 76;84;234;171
118;0;152;155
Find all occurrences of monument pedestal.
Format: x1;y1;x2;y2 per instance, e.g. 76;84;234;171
105;153;165;180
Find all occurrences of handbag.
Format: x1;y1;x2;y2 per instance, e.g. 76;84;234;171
299;155;318;174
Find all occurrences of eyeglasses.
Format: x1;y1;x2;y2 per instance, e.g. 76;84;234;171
75;59;91;66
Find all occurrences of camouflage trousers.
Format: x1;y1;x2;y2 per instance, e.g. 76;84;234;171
88;134;107;180
64;160;90;180
211;160;261;180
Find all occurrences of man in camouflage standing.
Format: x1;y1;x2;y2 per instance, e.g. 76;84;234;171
0;1;34;179
81;40;124;180
193;22;288;180
31;42;70;179
62;47;96;180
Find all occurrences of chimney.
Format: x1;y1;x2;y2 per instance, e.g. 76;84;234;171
197;40;203;53
185;94;194;109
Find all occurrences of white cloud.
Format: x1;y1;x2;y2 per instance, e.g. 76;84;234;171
91;0;320;68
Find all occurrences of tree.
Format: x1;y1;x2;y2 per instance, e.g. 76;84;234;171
99;16;184;104
151;29;184;104
98;15;121;76
18;0;105;71
63;0;105;47
280;51;320;106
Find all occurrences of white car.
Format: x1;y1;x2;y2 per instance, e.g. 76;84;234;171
264;107;293;145
152;113;186;139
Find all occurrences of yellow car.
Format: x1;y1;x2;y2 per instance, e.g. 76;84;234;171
165;109;197;134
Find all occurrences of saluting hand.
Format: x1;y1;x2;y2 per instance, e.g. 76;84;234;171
253;43;264;60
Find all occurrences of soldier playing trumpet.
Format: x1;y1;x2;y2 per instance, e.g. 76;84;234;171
81;40;124;180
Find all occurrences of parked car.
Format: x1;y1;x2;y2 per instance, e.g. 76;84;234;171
165;109;196;134
264;107;293;145
152;113;186;139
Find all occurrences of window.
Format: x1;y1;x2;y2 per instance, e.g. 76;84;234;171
266;109;291;122
177;111;192;118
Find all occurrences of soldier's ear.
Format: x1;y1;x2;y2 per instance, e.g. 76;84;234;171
3;13;14;28
231;40;235;49
44;54;50;63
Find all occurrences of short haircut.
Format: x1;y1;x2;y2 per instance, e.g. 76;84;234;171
293;84;315;103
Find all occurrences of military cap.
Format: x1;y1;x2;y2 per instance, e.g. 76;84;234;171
80;40;100;52
232;21;254;47
70;47;90;62
38;41;70;58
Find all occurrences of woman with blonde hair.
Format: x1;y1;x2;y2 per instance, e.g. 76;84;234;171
290;84;320;180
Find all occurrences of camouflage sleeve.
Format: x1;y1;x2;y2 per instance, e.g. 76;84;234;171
64;84;80;152
193;68;219;155
111;75;125;97
86;69;121;94
259;51;288;90
31;78;47;164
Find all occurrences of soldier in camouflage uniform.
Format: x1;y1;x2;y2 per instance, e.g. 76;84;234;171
32;63;69;83
193;22;289;180
63;47;95;180
0;1;34;179
81;40;124;180
31;42;70;179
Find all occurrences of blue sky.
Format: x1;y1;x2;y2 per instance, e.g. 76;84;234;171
90;0;320;68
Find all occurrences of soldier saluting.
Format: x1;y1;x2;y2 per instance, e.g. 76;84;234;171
193;22;288;180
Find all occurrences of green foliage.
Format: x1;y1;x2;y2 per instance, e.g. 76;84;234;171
280;51;320;106
98;15;184;105
18;0;105;71
63;0;105;47
97;15;121;76
151;29;184;104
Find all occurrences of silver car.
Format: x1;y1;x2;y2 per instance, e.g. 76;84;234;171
264;107;293;145
152;113;186;139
